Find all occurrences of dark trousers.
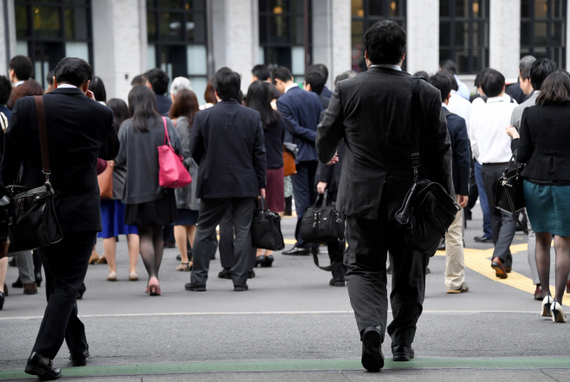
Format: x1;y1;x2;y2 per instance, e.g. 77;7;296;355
291;160;318;248
345;213;427;348
481;163;516;267
32;231;96;359
219;206;235;269
326;191;346;281
191;198;255;287
475;161;493;239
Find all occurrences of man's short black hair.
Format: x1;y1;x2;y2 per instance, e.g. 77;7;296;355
9;55;33;81
0;76;12;105
131;74;147;87
474;68;490;88
519;55;536;80
146;68;170;95
213;67;241;100
54;57;93;87
304;71;326;94
481;68;505;98
364;20;406;65
307;64;329;81
440;69;458;91
440;59;458;74
252;64;271;81
46;70;55;85
272;67;293;83
530;58;557;91
428;72;452;103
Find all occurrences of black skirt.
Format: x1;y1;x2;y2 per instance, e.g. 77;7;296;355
124;190;178;226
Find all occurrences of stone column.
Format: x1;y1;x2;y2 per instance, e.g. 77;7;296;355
490;0;520;79
92;0;147;101
0;0;17;76
406;0;440;75
567;2;570;69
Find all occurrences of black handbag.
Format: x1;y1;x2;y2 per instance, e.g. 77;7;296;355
299;190;344;244
394;77;460;256
251;195;285;251
495;153;526;214
7;96;63;253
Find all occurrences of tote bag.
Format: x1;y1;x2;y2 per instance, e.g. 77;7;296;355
158;117;192;189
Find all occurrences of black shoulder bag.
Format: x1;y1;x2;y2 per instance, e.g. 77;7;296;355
251;195;285;251
495;152;526;214
394;77;460;256
7;96;63;253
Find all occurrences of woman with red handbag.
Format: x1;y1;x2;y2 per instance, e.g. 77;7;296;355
116;85;182;296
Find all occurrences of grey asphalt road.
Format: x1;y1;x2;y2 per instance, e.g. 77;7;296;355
1;205;569;382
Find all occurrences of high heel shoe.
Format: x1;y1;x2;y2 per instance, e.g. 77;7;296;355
0;291;5;310
129;271;139;281
176;262;191;272
96;254;107;264
552;301;567;323
148;277;161;296
541;295;553;317
88;250;99;264
106;271;117;281
255;256;265;267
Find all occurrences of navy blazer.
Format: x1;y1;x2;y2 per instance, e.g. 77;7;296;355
1;88;119;232
276;86;322;163
156;94;172;117
189;100;266;199
443;108;470;195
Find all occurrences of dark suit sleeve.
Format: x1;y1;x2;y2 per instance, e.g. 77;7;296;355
98;109;120;160
253;118;267;189
517;108;533;164
0;100;26;185
454;116;471;196
277;98;317;143
317;85;345;163
189;114;204;166
115;127;127;167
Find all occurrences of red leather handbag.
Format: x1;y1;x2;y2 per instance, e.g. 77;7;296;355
158;117;192;189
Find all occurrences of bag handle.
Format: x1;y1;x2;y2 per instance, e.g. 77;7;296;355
34;96;51;181
162;117;172;147
258;194;269;211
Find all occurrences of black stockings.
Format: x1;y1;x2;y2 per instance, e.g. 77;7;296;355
138;226;164;280
535;232;570;303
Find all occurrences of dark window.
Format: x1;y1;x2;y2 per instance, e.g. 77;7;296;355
521;0;566;68
439;0;489;74
350;0;407;72
147;0;208;99
15;0;93;90
259;0;312;80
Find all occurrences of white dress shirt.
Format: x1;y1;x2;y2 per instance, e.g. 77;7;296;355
285;83;299;93
470;93;518;164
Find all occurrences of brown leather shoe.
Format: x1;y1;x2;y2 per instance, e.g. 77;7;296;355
491;257;508;279
23;282;38;295
88;250;99;264
534;284;543;300
505;267;512;273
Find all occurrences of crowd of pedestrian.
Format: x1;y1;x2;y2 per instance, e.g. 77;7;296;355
0;17;570;380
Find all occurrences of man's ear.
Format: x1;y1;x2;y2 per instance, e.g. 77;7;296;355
80;80;90;94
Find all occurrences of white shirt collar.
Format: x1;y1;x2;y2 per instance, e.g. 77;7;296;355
14;80;25;87
370;64;402;71
285;83;299;93
57;84;78;89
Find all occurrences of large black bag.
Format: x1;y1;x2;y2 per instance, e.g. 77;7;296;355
7;96;63;253
299;190;344;244
495;154;526;214
251;195;285;251
394;77;460;256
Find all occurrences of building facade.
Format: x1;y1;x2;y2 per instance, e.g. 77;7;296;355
1;0;567;102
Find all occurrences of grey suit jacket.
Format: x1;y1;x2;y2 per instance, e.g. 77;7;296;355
316;67;453;220
510;91;539;129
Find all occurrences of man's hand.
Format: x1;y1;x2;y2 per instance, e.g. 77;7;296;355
459;195;469;208
259;188;266;199
0;239;10;260
505;125;520;139
86;90;96;100
317;182;327;194
326;154;339;165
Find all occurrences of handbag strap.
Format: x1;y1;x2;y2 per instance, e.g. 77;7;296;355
34;96;51;178
162;117;172;147
410;76;423;182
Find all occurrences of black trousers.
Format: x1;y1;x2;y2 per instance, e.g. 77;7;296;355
32;231;96;359
291;160;318;248
344;212;427;348
325;191;346;281
219;205;235;269
191;198;255;287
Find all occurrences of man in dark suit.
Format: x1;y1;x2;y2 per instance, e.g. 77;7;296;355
429;73;471;293
274;66;322;255
185;67;266;292
1;57;119;380
146;68;172;116
317;20;453;371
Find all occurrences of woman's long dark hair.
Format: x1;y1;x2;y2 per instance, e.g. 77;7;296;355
245;80;280;128
107;98;130;132
7;79;44;109
169;88;199;129
127;85;160;132
203;79;218;105
88;76;107;103
536;70;570;106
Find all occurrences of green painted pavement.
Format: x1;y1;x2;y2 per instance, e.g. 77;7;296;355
1;357;570;380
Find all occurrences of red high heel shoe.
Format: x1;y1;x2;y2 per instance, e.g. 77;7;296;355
148;277;161;296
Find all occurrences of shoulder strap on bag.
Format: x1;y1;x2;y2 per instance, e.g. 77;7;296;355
162;117;172;147
34;96;51;178
410;76;423;182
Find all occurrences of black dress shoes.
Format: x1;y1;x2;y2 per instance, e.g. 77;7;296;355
281;247;310;256
392;344;414;361
329;278;346;287
218;268;232;279
25;352;62;380
35;271;43;287
0;291;5;310
263;255;274;267
474;235;493;243
12;277;23;288
185;282;206;291
69;349;90;366
361;326;384;372
234;284;249;291
248;269;256;278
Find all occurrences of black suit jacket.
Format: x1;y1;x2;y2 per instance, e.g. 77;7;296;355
156;94;172;117
518;102;570;183
276;86;322;163
317;67;453;220
1;88;119;232
189;100;266;199
443;108;471;195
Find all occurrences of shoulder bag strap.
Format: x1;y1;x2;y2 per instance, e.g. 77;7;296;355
162;117;171;147
34;96;51;178
410;76;423;182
